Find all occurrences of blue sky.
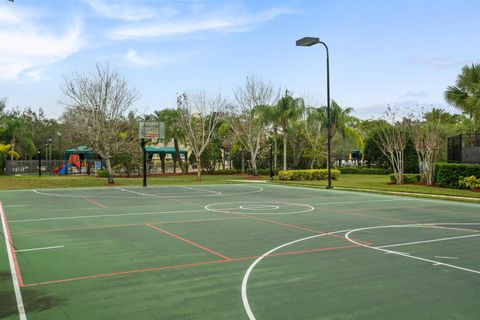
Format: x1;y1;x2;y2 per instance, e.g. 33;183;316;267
1;0;479;119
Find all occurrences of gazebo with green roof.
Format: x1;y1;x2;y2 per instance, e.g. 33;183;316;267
145;146;188;173
64;146;97;161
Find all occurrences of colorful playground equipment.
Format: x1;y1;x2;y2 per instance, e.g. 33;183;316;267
51;146;98;175
52;154;81;174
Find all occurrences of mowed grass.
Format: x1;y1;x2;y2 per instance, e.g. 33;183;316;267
275;174;480;201
0;174;263;190
1;173;479;203
0;184;479;319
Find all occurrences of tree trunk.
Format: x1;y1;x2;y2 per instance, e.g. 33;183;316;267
105;157;114;184
251;152;257;176
273;127;278;170
283;131;288;171
196;155;202;181
173;138;185;174
241;150;245;174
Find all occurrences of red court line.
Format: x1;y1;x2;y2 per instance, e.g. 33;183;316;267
0;202;24;287
22;244;359;287
145;223;232;261
235;213;372;245
81;196;108;209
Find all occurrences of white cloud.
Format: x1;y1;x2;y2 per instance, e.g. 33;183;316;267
123;49;196;67
124;49;157;66
84;0;177;21
0;5;84;81
108;6;296;40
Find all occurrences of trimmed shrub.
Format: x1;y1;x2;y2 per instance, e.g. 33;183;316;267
435;162;480;189
339;167;392;175
202;169;239;175
96;169;109;178
390;174;421;184
278;169;341;181
458;176;480;190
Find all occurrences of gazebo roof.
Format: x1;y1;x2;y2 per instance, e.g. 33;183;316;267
64;146;96;154
145;146;188;155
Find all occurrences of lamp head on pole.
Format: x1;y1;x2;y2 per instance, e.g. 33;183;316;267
296;37;320;47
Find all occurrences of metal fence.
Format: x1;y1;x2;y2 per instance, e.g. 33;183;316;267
448;134;480;164
5;160;63;176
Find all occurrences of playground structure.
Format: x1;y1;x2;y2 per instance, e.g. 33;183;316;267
51;154;81;174
52;146;99;175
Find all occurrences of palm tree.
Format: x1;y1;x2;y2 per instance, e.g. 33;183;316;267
445;64;480;132
323;101;363;163
260;105;280;169
0;116;35;160
0;144;20;159
274;91;305;170
154;108;187;173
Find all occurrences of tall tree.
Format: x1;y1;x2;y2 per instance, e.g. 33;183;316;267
229;76;277;175
0;115;35;159
445;64;480;132
373;107;407;184
61;63;139;184
154;108;187;173
177;91;227;180
303;107;326;168
274;91;305;170
410;115;446;185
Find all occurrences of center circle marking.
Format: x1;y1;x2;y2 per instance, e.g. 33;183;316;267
239;205;280;211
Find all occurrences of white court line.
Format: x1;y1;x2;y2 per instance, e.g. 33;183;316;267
9;208;206;223
345;224;480;275
3;205;31;208
378;233;480;249
0;202;27;320
435;256;459;260
178;186;221;194
115;187;152;197
241;229;350;320
16;245;64;253
242;222;480;320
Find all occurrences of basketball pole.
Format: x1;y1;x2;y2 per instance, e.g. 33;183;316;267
141;138;147;187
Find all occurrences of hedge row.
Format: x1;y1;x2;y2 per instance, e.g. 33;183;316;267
278;169;341;181
339;167;392;175
435;162;480;189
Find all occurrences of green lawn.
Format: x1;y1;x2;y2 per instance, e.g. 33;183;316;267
275;174;480;201
1;173;479;203
0;174;261;190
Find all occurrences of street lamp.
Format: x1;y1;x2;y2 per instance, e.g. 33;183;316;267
296;36;332;189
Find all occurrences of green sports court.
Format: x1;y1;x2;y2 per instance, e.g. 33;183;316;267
1;183;479;319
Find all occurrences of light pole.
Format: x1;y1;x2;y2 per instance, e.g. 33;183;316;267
296;36;332;189
48;136;53;174
57;132;62;159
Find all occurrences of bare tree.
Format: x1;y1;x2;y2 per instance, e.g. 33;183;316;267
374;107;407;184
410;113;446;185
177;91;227;180
229;76;277;175
61;63;139;184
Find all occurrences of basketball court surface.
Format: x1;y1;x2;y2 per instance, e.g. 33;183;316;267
1;183;479;319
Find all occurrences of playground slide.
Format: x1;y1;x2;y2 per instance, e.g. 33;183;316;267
59;163;71;175
51;162;66;174
52;161;81;175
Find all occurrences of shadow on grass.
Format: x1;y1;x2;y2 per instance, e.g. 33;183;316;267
0;272;64;318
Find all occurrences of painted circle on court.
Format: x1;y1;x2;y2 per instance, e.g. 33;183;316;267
241;222;480;320
239;205;280;211
205;202;314;215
